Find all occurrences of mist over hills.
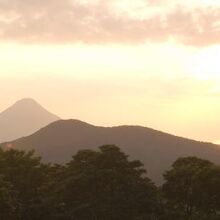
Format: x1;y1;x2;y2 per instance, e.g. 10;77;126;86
2;119;220;183
0;98;60;143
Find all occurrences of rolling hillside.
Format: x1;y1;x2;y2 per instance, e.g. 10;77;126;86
2;119;220;183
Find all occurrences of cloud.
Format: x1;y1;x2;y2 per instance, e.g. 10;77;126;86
0;0;220;46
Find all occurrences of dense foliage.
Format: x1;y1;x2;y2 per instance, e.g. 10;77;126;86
0;145;220;220
162;157;220;220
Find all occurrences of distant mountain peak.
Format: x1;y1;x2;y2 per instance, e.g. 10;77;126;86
0;98;60;143
15;98;39;105
9;98;43;110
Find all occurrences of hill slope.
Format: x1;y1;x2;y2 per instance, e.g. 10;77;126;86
2;119;220;183
0;98;60;143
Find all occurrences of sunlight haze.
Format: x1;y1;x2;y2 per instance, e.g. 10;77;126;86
1;0;220;143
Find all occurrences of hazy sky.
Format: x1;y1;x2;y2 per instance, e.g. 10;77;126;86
1;0;220;143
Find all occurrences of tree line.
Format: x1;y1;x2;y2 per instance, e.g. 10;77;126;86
0;145;220;220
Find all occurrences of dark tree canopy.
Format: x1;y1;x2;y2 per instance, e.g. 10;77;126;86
50;145;157;220
162;157;220;220
0;149;51;220
1;146;220;220
0;175;18;220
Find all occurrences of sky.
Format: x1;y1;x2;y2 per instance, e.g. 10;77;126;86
1;0;220;143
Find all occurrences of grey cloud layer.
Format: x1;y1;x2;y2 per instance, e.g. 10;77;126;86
0;0;220;46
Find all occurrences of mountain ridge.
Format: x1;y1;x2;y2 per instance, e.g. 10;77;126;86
2;119;220;184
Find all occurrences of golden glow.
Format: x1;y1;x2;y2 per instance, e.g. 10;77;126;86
187;46;220;81
1;0;220;145
1;41;220;143
0;42;191;79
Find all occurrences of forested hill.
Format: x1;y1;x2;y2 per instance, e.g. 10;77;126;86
2;119;220;183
